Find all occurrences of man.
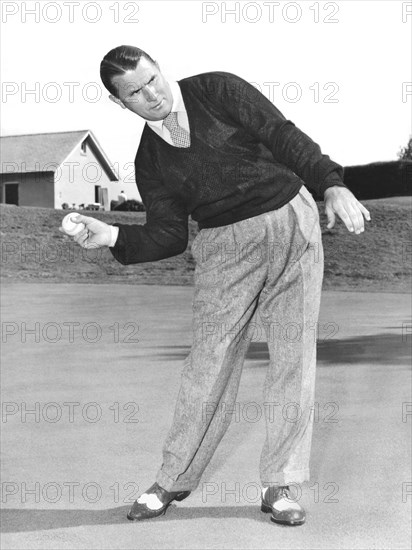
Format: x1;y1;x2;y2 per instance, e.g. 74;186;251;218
68;45;370;526
117;190;128;203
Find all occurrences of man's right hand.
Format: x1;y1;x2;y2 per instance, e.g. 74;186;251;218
59;214;118;249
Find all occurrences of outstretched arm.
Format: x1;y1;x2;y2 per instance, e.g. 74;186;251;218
210;72;371;233
60;179;189;264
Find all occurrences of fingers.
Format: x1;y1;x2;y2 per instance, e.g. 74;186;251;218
345;202;364;234
342;199;372;234
326;195;371;234
72;228;104;249
358;201;371;221
73;227;89;247
325;206;336;229
335;203;355;232
72;214;94;225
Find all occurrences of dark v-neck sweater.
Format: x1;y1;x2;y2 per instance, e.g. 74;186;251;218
110;71;346;265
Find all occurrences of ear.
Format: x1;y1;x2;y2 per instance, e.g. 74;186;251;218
109;95;126;109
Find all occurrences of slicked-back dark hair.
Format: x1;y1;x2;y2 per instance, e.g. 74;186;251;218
100;45;157;98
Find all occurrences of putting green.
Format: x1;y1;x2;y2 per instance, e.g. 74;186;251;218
1;283;411;549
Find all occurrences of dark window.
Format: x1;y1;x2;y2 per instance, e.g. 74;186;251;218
4;183;19;205
81;140;87;154
94;185;101;203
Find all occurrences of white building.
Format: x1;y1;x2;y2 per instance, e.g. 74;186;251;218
0;130;119;210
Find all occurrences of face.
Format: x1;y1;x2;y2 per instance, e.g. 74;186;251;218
110;57;173;121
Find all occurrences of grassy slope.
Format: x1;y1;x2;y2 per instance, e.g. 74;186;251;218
0;198;411;292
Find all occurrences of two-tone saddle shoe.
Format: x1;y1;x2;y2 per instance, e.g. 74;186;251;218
261;485;306;526
127;482;191;521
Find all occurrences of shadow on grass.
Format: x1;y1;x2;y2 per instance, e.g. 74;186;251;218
1;504;269;533
148;333;411;366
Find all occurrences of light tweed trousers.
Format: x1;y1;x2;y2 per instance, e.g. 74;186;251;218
156;185;324;492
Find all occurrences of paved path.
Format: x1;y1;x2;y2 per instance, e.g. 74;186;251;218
1;283;411;549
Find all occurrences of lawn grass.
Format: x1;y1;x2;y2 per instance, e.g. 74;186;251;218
0;197;410;292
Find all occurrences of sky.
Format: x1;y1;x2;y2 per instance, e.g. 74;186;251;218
1;0;411;199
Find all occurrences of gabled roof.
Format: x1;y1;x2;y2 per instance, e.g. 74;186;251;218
0;130;119;181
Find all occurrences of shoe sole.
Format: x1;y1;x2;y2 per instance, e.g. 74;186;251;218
127;510;166;521
261;502;305;526
174;491;190;502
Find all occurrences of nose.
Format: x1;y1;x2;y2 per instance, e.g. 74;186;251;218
142;85;158;102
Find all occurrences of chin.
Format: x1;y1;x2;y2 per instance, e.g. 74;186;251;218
149;112;166;122
154;105;170;120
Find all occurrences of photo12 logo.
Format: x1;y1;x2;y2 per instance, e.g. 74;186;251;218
201;1;341;24
2;401;140;423
1;321;140;344
1;480;141;504
1;1;140;24
201;480;340;504
2;81;103;104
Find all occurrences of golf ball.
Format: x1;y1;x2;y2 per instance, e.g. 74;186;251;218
62;213;85;236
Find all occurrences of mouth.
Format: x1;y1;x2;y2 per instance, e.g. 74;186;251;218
152;99;164;110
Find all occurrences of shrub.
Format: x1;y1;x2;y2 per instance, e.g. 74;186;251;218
113;199;145;212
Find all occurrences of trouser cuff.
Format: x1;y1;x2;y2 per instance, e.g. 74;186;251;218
155;469;200;493
261;469;310;487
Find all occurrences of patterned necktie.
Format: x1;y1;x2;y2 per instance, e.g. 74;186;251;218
163;111;191;148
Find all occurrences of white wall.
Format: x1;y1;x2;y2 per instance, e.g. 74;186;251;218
54;140;120;209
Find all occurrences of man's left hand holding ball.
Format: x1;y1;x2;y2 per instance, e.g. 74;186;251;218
59;214;119;248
